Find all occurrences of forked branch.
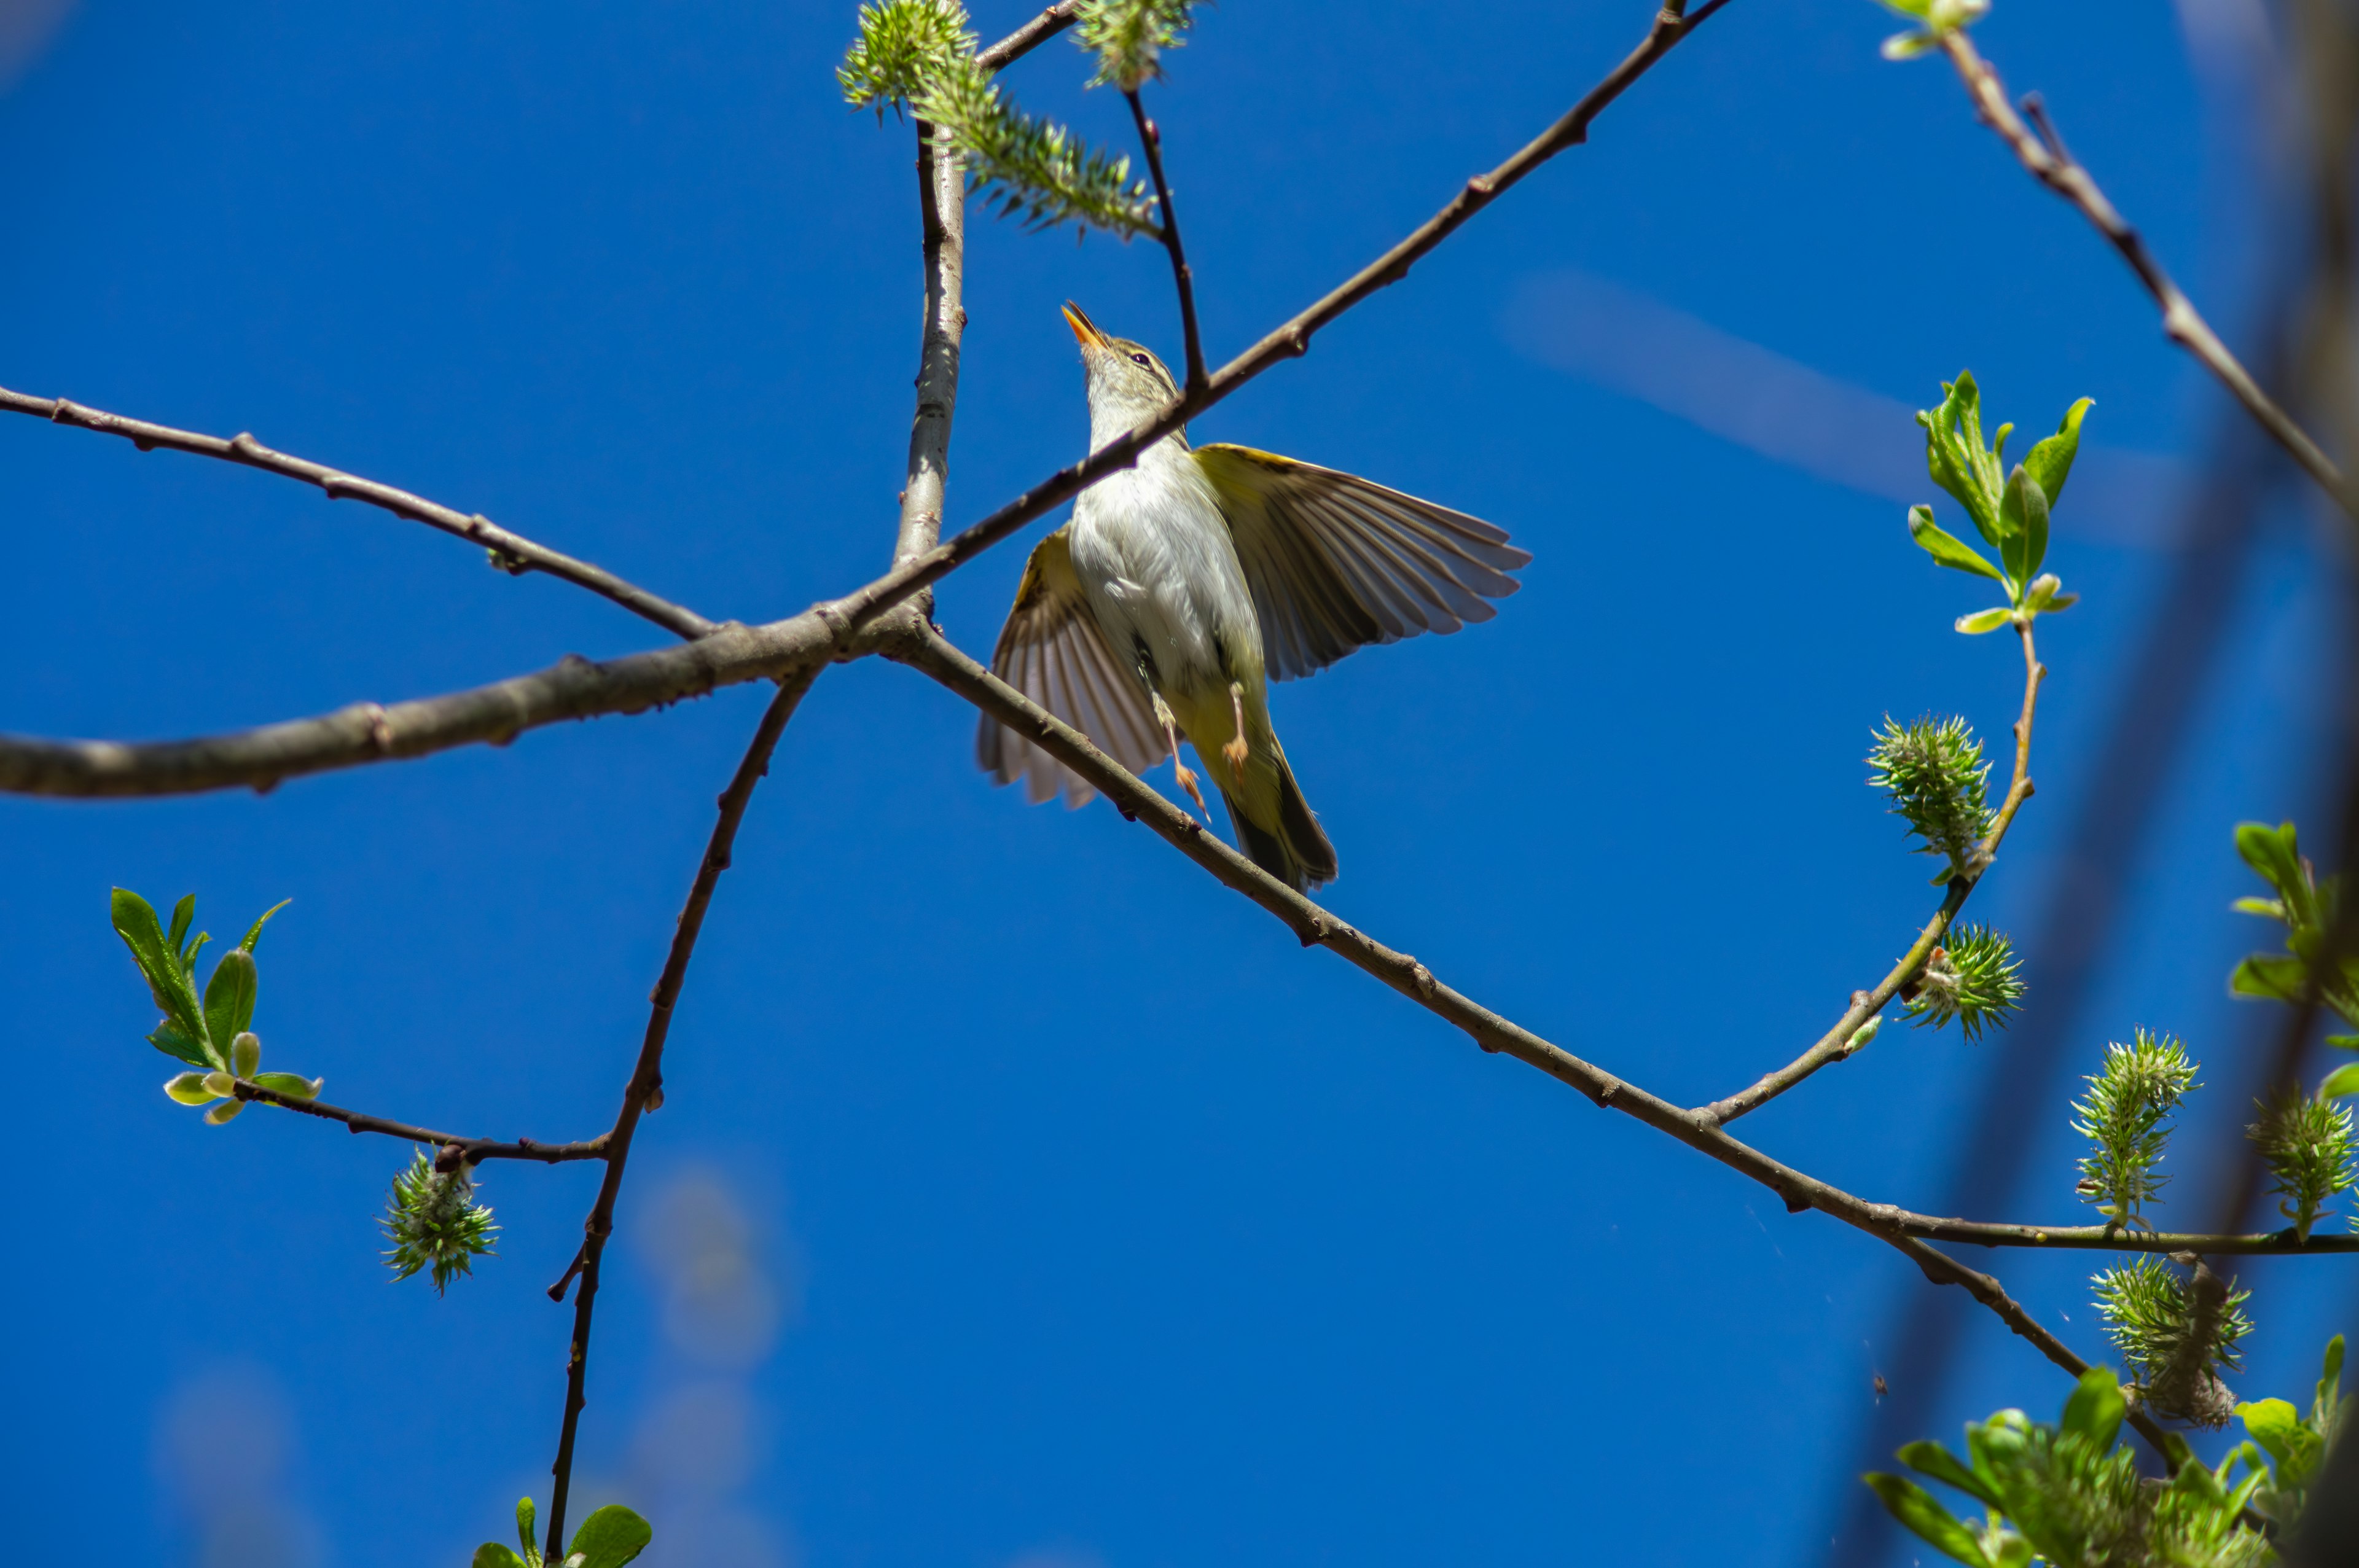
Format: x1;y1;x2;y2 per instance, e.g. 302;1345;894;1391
1937;32;2352;515
1126;88;1208;393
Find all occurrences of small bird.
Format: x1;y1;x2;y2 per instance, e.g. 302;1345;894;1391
976;303;1530;891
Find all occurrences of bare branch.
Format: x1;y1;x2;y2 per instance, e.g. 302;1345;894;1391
229;1077;608;1165
1936;34;2352;514
976;1;1081;72
0;0;1735;802
0;386;718;641
1704;620;2045;1123
541;665;817;1561
1895;1214;2359;1254
1125;88;1208;393
893;625;2207;1433
885;115;968;622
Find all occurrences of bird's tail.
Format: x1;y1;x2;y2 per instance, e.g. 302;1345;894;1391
1221;742;1337;893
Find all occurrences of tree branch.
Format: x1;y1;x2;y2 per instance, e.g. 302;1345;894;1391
0;0;1735;802
1935;33;2352;515
883;114;969;632
540;665;817;1562
1702;620;2045;1123
1125;88;1208;394
228;1078;608;1164
976;1;1081;72
891;623;2188;1442
0;387;718;641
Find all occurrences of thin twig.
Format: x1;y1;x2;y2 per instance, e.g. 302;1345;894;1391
1704;620;2046;1123
1936;32;2352;515
540;668;817;1562
891;625;2199;1446
229;1078;608;1164
976;1;1080;72
0;0;1736;802
0;388;718;641
883;115;968;629
1125;88;1208;393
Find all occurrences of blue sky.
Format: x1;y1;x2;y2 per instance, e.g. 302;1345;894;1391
2;1;2349;1565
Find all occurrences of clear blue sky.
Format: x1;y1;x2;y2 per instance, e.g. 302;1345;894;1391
2;2;2347;1565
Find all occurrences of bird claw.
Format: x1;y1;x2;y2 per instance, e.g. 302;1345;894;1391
1173;758;1209;816
1224;683;1250;784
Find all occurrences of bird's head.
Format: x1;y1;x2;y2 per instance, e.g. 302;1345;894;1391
1063;302;1181;439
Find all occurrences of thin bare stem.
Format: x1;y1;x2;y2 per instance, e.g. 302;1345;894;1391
0;387;717;641
1125;88;1207;393
541;668;817;1560
227;1078;608;1164
885;115;968;631
1936;32;2352;515
0;0;1736;802
976;1;1081;71
1704;620;2045;1123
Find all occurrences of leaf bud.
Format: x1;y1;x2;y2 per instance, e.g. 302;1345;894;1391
232;1031;261;1077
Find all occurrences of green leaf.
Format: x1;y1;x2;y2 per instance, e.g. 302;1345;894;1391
1881;29;1941;57
2023;397;2092;510
518;1497;541;1562
201;950;258;1067
148;1021;213;1069
2236;1397;2319;1483
1920;374;2004;548
2326;1034;2359;1051
164;1071;221;1105
2322;1063;2359;1098
1897;1439;2001;1508
2059;1366;2126;1454
1909;506;2005;580
238;899;291;954
1864;1475;1992;1566
231;1031;260;1077
112;887;207;1048
2323;1335;2344;1403
2232;953;2310;1002
1955;607;2014;635
474;1548;530;1568
565;1505;653;1568
250;1071;321;1099
2236;822;2314;926
203;1098;245;1125
2234;897;2288;920
1998;466;2049;583
166;894;196;954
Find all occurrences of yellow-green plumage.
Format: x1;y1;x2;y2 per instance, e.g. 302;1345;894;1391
975;304;1530;891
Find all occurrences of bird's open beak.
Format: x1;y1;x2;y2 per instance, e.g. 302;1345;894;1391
1062;302;1107;351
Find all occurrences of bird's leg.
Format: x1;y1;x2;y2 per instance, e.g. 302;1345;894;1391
1223;682;1250;784
1151;692;1208;816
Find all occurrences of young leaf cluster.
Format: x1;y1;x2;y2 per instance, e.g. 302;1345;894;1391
1904;924;2023;1042
382;1149;499;1294
475;1496;651;1568
2231;820;2359;1099
2070;1030;2197;1232
1076;0;1197;91
1866;1367;2272;1567
1905;373;2086;634
2247;1087;2355;1242
110;889;316;1124
2232;1335;2345;1532
1871;0;1990;59
836;0;974;117
2094;1254;2252;1428
837;0;1160;238
1869;715;1993;880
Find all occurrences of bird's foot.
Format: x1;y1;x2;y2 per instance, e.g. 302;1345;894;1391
1173;758;1209;816
1224;683;1250;784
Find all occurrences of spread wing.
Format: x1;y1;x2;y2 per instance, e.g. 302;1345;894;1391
1195;443;1531;681
976;526;1170;808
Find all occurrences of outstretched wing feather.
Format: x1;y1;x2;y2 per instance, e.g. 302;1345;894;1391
975;528;1169;807
1195;443;1530;681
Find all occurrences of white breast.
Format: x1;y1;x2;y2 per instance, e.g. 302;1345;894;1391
1069;441;1263;693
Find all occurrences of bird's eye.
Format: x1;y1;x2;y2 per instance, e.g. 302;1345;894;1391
1130;353;1152;367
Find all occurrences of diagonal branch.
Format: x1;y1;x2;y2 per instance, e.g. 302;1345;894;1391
977;1;1081;71
1704;620;2045;1123
229;1077;608;1164
0;0;1735;802
891;624;2183;1451
0;387;718;641
1125;88;1208;394
1935;33;2352;515
540;665;818;1561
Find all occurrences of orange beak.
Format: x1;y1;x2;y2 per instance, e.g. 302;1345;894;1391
1062;301;1107;350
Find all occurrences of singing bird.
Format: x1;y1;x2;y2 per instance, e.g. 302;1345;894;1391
976;304;1530;891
